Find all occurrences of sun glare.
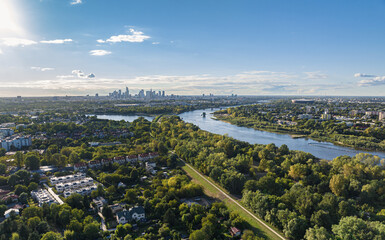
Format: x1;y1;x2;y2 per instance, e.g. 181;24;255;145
0;0;23;36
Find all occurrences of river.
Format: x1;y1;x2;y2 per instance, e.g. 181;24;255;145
93;107;385;160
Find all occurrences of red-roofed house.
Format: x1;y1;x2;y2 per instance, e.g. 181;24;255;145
126;155;138;162
230;227;241;237
88;160;101;169
74;162;87;171
149;152;159;158
114;156;126;164
138;153;149;161
101;158;114;165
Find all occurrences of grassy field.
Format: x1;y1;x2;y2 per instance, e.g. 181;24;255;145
181;161;285;240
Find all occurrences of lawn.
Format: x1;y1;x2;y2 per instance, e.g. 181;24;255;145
181;162;285;240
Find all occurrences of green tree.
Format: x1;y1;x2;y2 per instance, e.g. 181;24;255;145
304;226;331;240
11;233;20;240
115;224;129;239
65;194;84;209
0;148;6;157
83;222;100;239
102;205;113;221
41;231;63;240
27;216;41;230
7;174;19;187
329;174;348;197
15;151;24;168
189;230;210;240
332;216;374;240
37;221;50;234
59;209;71;226
63;230;75;240
14;184;28;195
28;182;38;192
19;192;28;204
28;231;40;240
284;218;307;240
0;163;6;174
125;189;137;203
67;220;83;233
25;154;40;170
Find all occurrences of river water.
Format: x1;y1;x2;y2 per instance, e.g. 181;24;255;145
93;108;385;160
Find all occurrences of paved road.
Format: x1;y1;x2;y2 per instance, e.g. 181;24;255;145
98;212;107;231
182;160;286;240
44;183;64;205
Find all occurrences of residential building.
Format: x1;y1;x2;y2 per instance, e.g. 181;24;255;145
74;162;88;171
230;227;241;237
88;160;102;168
321;114;332;120
50;173;98;198
149;152;159;159
93;196;107;211
126;155;138;162
116;206;145;224
4;209;19;218
0;128;14;137
379;112;385;121
0;135;32;151
110;203;125;214
146;162;157;174
31;189;58;206
138;153;150;161
114;156;126;164
298;114;313;120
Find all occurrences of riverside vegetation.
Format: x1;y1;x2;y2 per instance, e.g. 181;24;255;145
214;100;385;152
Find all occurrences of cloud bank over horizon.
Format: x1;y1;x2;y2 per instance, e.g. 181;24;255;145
0;70;350;97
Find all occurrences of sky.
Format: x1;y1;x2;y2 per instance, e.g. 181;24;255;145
0;0;385;97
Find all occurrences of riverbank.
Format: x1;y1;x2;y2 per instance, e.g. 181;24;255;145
94;108;385;160
213;114;385;153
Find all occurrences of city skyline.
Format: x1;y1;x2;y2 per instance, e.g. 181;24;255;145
1;0;385;96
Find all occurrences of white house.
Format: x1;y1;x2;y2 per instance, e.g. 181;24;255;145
4;209;19;218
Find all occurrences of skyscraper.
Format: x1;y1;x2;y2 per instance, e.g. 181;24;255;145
139;89;145;98
125;87;129;98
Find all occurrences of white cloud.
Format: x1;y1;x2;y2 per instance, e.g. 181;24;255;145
56;75;75;79
31;67;55;72
0;38;37;47
56;70;95;79
98;28;150;43
358;76;385;87
152;42;160;45
72;70;94;78
0;48;2;54
355;73;385;86
70;70;95;79
89;50;111;56
40;39;73;44
304;71;328;79
354;73;377;78
70;0;82;5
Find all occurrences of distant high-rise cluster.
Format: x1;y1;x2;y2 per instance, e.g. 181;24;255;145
106;87;166;99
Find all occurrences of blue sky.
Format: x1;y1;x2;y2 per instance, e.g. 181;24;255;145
0;0;385;96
